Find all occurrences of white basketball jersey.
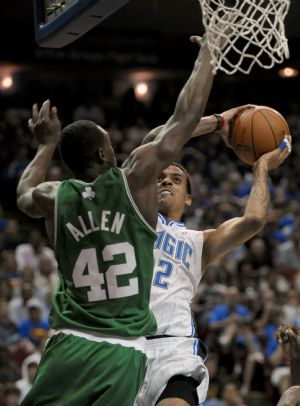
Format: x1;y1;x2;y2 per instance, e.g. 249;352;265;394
150;214;204;336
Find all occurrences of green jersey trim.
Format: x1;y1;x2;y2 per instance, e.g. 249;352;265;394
71;172;104;186
54;185;59;250
54;328;147;353
120;169;157;236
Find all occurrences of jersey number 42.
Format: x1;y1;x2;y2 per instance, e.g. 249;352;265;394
72;242;138;301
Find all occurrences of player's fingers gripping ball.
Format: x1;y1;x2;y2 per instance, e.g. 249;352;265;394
279;136;292;153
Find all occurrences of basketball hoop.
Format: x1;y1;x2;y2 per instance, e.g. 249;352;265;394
199;0;291;75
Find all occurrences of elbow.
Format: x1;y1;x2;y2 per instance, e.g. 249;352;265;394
16;193;25;212
173;111;199;132
16;190;42;219
16;195;27;216
243;215;266;233
157;116;198;158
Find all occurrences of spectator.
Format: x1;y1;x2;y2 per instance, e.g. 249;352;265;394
0;345;20;384
9;281;36;326
3;383;21;406
209;286;250;350
0;299;20;349
15;353;41;402
0;278;13;302
1;220;23;251
282;289;300;325
34;253;58;303
18;298;49;347
265;308;291;397
73;97;105;125
15;228;56;273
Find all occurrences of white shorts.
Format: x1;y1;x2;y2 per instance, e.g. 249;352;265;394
135;336;209;406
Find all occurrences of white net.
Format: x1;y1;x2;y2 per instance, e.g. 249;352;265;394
200;0;291;75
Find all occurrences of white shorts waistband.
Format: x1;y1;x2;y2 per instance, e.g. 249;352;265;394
54;328;146;354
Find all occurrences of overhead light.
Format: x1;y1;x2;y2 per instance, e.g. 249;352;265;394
1;75;13;89
278;67;299;78
134;81;151;102
134;82;148;97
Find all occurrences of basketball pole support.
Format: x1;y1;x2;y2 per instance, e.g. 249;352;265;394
33;0;130;48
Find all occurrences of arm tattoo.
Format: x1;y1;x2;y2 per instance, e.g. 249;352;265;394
251;168;269;205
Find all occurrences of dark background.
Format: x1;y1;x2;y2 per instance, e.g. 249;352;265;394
0;0;299;92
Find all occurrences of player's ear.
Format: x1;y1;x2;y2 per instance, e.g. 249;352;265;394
185;194;192;207
96;148;104;164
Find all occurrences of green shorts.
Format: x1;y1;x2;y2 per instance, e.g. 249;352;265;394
21;332;147;406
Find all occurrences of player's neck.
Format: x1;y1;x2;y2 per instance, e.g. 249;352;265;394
76;164;109;182
159;202;183;222
164;209;183;223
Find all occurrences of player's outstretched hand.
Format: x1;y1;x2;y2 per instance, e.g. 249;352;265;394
190;35;207;48
28;99;61;146
254;134;291;171
218;105;254;148
276;386;300;406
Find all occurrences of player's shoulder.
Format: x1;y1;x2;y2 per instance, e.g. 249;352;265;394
31;181;61;218
202;228;216;241
35;180;61;194
33;181;61;204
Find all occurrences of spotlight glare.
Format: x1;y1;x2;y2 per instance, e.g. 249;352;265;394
135;82;148;97
278;67;299;78
1;76;13;89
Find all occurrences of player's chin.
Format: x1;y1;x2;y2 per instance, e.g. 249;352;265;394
158;194;173;204
158;198;172;214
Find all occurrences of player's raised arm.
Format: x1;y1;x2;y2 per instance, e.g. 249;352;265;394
202;135;292;270
16;100;61;218
141;105;253;146
123;35;214;181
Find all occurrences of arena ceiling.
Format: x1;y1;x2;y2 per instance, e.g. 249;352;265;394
1;0;300;45
0;0;299;78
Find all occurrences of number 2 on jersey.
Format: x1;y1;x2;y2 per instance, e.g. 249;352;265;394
72;242;138;301
153;259;173;289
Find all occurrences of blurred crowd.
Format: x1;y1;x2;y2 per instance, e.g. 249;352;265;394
0;86;300;405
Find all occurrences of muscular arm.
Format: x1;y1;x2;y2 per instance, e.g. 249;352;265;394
124;37;214;183
141;115;219;145
16;100;61;218
17;144;58;218
141;105;253;146
202;140;291;270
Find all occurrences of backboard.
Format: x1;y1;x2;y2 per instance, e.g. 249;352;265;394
33;0;130;48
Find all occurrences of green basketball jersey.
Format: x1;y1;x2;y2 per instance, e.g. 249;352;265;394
51;167;157;337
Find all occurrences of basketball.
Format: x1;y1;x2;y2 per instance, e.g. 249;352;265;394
230;106;290;165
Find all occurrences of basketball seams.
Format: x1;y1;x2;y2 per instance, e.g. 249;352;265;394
231;106;289;165
232;115;240;152
251;111;259;161
257;110;278;149
233;112;253;164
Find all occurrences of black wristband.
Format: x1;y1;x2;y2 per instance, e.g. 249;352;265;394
213;114;225;131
